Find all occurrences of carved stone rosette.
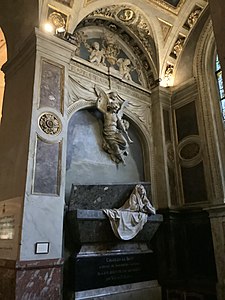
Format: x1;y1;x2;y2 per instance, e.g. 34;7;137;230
39;113;62;135
177;135;202;167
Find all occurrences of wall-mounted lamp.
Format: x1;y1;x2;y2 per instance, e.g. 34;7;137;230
43;22;54;34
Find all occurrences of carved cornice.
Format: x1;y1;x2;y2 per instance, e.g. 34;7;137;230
67;61;152;134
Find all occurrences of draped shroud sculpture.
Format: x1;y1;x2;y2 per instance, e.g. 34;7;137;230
95;85;133;164
103;184;156;240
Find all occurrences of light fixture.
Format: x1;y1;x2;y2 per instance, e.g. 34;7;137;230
43;22;54;33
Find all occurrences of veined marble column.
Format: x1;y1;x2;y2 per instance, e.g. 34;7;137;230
0;28;73;298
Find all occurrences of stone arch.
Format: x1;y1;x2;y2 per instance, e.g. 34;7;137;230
66;101;152;199
193;18;225;202
66;4;159;90
68;101;152;175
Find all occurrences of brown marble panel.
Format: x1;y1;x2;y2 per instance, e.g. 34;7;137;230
40;60;64;113
0;258;63;300
33;138;61;195
16;259;63;300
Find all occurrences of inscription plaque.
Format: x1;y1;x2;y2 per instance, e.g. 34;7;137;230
73;252;156;291
0;215;15;240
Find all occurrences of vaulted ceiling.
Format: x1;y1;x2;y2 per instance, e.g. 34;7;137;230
0;0;211;87
42;0;209;87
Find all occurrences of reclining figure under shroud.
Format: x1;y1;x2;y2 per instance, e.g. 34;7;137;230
103;184;156;240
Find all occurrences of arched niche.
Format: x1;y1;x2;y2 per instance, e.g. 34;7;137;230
64;3;154;202
0;28;7;123
65;105;151;201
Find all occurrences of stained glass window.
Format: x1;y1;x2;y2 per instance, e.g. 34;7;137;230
215;55;225;122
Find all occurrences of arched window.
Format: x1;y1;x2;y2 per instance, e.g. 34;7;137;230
215;54;225;123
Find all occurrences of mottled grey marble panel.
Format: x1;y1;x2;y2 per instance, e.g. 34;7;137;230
40;60;63;112
68;183;151;210
67;215;162;244
33;138;61;195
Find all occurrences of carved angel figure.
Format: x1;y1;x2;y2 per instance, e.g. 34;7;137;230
117;58;134;81
95;85;133;164
88;42;105;66
173;38;184;57
187;9;201;29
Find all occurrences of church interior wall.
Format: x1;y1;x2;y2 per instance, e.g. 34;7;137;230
0;0;225;299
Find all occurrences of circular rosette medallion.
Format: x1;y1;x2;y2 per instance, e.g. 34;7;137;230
178;136;202;167
48;12;66;29
39;113;62;135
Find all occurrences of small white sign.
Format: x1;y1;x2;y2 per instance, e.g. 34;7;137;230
35;242;49;254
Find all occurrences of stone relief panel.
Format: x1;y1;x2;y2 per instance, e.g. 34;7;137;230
39;60;64;113
69;27;147;87
170;35;185;59
67;61;152;137
32;137;61;195
57;5;158;89
183;6;203;30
